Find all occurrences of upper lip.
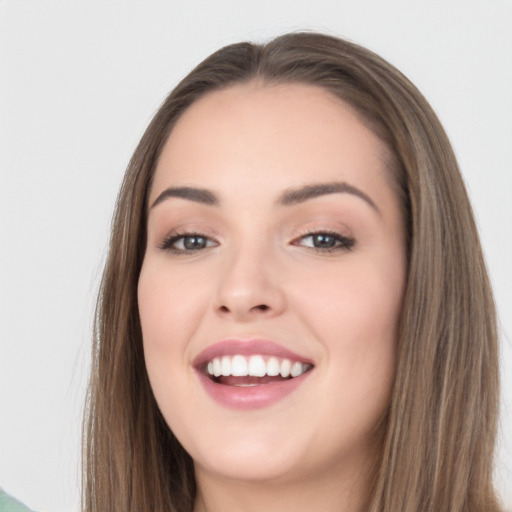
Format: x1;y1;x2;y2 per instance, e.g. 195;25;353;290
192;339;314;368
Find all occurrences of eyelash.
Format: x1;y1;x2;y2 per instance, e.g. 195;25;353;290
159;231;218;254
291;230;355;253
159;230;355;254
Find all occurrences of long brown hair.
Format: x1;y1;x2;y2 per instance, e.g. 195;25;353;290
83;32;501;512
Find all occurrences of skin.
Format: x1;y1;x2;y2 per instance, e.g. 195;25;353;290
138;82;407;512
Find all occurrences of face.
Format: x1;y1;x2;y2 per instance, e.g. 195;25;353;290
138;83;406;488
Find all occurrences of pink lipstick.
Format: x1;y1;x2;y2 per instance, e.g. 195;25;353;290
193;339;314;409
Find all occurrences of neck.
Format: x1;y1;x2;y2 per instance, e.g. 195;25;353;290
193;456;376;512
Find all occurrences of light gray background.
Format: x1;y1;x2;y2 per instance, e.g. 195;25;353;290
1;1;511;511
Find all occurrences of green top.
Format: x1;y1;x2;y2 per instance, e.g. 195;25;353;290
0;488;35;512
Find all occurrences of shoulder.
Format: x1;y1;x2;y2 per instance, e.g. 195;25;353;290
0;488;36;512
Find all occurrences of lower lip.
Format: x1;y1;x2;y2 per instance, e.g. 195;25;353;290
196;371;311;410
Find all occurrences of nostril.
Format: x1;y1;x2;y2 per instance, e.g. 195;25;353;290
216;303;272;316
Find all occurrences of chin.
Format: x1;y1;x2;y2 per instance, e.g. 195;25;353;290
194;450;303;483
185;427;312;483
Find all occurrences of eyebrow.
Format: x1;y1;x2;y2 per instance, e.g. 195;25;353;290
151;186;218;208
150;181;379;213
278;181;379;213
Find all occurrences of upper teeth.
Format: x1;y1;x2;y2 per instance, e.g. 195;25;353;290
206;355;310;379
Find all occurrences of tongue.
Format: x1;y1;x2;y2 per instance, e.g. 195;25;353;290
217;375;288;386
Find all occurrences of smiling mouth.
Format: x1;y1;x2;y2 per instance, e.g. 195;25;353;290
203;354;314;387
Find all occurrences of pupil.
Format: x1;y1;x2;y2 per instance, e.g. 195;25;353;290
184;236;206;250
314;234;335;248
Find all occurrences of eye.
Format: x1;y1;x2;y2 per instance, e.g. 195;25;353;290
293;231;355;252
160;232;218;253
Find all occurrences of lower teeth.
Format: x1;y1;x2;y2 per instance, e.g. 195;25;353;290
212;375;293;386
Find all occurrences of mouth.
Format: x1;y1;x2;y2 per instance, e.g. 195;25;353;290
193;339;315;409
203;354;314;387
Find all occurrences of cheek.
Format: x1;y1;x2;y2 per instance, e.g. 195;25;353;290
295;254;404;342
293;254;404;413
137;260;208;411
138;260;209;351
137;260;208;426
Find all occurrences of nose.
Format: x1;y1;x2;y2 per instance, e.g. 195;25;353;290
213;244;286;322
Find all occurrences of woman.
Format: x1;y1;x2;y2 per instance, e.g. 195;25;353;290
83;32;502;512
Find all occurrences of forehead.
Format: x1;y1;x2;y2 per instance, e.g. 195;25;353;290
151;82;392;201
